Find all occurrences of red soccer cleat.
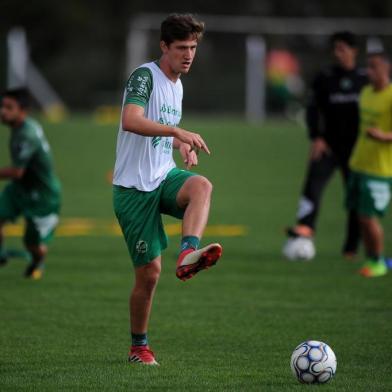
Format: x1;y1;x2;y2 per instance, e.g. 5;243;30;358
128;345;159;366
176;243;222;281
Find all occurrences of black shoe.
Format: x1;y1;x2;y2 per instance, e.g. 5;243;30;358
0;255;8;267
286;227;299;238
24;262;44;280
342;244;359;260
342;237;360;258
286;225;314;239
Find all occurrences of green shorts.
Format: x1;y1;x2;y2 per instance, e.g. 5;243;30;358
113;168;196;267
346;171;392;217
0;182;60;246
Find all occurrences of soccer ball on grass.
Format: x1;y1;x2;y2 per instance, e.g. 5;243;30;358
282;237;315;261
290;340;337;384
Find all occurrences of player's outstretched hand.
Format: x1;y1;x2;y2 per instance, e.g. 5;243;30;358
174;128;210;155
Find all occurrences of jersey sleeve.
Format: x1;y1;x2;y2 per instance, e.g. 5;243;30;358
124;67;153;107
11;133;39;168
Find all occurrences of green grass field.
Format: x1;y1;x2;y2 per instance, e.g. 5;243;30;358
0;115;391;391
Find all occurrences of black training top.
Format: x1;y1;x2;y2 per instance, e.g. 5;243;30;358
306;65;368;162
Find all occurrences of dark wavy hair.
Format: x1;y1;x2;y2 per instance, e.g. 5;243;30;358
161;14;205;45
330;31;357;48
2;87;31;109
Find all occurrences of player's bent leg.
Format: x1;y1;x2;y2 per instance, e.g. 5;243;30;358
341;167;361;258
353;174;391;277
285;155;336;259
284;151;340;260
175;175;222;281
129;257;161;365
296;154;337;231
176;175;213;238
24;244;47;280
342;210;361;260
23;214;59;280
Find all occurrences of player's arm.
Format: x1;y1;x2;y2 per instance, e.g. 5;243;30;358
306;73;325;140
121;67;174;137
122;105;210;154
122;104;175;137
366;128;392;142
367;101;392;142
0;167;25;180
123;106;200;168
6;133;38;179
306;73;330;160
122;67;209;153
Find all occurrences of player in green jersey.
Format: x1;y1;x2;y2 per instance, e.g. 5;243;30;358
0;88;61;279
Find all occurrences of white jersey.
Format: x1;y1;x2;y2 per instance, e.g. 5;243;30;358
113;61;183;191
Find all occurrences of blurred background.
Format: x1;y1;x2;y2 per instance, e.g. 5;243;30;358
1;0;392;120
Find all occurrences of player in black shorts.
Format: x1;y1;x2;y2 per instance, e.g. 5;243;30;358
286;31;368;258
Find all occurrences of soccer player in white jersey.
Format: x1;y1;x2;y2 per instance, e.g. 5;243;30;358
112;14;222;365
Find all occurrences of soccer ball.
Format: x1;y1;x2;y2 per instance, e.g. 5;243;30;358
282;237;315;261
290;340;337;384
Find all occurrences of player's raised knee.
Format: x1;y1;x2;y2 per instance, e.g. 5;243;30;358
193;176;213;195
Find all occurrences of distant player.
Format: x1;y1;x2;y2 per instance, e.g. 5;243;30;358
113;14;222;365
0;88;61;279
286;32;367;258
347;52;392;277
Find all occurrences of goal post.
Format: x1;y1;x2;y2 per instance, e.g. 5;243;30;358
7;27;67;122
246;36;266;122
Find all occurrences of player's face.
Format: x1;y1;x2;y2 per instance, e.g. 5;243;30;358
367;56;390;85
333;41;357;69
161;37;198;75
0;97;24;126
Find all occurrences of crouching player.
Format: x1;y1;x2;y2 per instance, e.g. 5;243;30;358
0;88;61;279
347;52;392;277
112;14;223;365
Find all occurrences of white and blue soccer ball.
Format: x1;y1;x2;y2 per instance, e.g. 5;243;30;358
290;340;337;384
282;237;315;261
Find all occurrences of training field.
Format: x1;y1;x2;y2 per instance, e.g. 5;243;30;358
0;115;391;391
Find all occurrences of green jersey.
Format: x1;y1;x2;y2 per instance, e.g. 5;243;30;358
10;117;61;200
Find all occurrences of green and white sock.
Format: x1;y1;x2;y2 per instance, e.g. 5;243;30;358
180;236;200;252
131;332;148;347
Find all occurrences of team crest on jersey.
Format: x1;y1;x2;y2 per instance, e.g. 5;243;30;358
152;137;162;148
136;240;148;254
340;78;353;90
